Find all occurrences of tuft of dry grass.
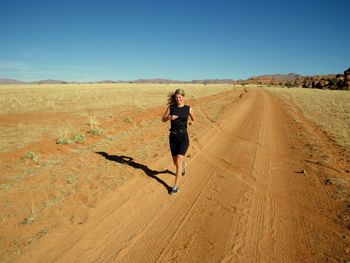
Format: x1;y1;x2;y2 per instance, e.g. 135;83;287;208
267;87;350;148
57;129;73;145
88;115;99;129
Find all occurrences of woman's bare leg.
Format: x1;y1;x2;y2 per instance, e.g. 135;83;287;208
172;156;177;166
173;155;184;187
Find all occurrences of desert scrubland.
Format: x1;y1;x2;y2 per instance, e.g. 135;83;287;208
0;84;349;262
268;87;350;147
0;83;236;152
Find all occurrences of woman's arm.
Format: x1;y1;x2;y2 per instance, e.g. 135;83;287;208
162;106;178;122
189;107;195;122
162;106;170;122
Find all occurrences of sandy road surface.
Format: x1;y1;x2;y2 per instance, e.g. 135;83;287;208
19;89;350;262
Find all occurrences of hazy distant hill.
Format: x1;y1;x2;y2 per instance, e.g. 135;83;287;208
190;79;237;84
97;80;119;83
30;79;69;84
0;78;26;84
133;78;186;84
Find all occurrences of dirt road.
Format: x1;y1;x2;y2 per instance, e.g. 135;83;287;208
19;89;350;262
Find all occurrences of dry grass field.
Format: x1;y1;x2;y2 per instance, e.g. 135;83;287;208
1;84;350;262
0;83;237;153
267;87;350;148
0;83;240;114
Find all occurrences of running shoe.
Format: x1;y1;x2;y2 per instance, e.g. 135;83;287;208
170;186;179;195
182;161;187;176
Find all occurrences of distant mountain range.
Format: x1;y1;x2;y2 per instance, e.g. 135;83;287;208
1;68;349;91
0;78;70;84
0;75;301;85
0;77;239;84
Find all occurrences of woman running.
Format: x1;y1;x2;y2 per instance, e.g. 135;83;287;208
162;89;194;195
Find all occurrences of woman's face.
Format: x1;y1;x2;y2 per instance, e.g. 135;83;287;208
175;94;184;105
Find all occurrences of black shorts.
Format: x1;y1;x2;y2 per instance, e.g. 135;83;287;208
169;132;189;156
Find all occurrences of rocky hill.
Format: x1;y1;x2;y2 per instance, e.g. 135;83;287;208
299;68;350;90
244;73;302;85
241;67;350;90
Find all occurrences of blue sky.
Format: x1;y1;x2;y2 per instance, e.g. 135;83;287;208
1;0;349;81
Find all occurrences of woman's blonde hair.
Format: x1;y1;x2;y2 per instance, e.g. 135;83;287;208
167;89;185;105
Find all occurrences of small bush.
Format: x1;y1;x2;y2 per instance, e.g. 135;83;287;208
72;134;86;143
22;151;40;164
91;127;104;136
124;116;134;125
21;213;38;224
57;130;87;144
66;174;77;184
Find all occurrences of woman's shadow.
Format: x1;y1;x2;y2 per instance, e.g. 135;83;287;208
96;152;174;192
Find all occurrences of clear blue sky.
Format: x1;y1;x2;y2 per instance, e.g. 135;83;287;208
1;0;349;81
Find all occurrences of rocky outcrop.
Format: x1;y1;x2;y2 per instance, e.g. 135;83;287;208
241;68;349;90
301;68;350;90
343;68;350;90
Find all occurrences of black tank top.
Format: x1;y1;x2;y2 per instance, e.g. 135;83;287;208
169;105;190;133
